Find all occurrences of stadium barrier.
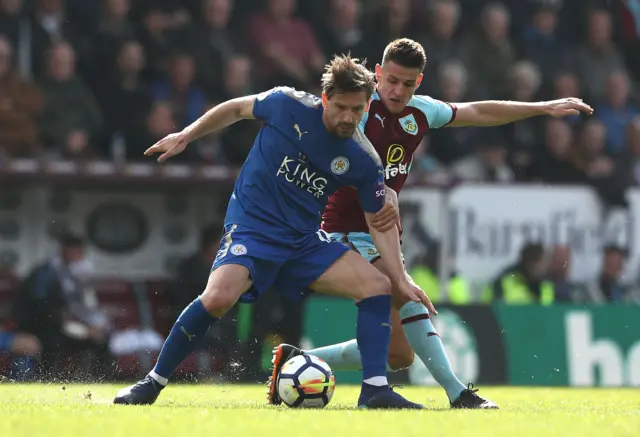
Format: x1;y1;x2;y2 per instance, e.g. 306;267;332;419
303;297;640;387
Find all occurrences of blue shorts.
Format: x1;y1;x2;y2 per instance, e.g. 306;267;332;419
0;331;15;353
329;232;405;264
212;225;350;303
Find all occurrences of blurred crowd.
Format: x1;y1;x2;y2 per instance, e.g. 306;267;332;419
0;0;639;205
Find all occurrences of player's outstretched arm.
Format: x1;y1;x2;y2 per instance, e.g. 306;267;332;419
449;98;594;128
144;95;258;162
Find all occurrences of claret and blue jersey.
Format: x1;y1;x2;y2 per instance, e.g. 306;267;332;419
214;87;386;302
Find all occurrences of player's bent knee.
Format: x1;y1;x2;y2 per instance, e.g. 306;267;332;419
387;351;415;371
200;286;240;317
200;265;252;317
359;272;391;300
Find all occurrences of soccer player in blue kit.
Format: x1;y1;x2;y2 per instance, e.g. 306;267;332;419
113;55;428;409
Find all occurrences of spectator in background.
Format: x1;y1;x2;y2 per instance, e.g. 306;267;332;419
248;0;325;91
319;0;365;60
214;55;260;165
463;3;516;98
546;245;576;302
135;0;191;73
14;234;113;379
518;1;567;86
416;0;469;95
169;225;221;318
189;0;240;97
151;52;206;129
124;100;177;160
530;118;584;184
0;35;43;156
551;71;583;125
360;0;413;64
38;41;103;158
505;61;544;179
451;129;515;183
617;116;640;186
0;0;31;77
574;8;626;103
30;0;82;80
482;242;555;305
578;245;639;304
596;70;639;155
429;60;479;164
88;0;136;88
97;40;151;158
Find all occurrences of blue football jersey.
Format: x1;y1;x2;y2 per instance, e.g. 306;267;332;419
224;87;385;237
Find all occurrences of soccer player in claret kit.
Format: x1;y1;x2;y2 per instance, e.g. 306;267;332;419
113;55;430;409
269;39;594;409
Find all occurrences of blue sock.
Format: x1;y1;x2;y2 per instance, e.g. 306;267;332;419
356;294;391;384
152;298;217;382
10;356;36;381
399;301;466;402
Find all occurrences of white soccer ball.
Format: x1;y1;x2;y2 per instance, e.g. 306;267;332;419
277;354;336;408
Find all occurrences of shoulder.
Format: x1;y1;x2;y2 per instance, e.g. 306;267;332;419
407;94;451;115
258;87;321;108
348;128;382;168
407;94;455;129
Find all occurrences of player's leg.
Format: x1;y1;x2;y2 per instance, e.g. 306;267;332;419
271;236;422;409
114;263;252;405
375;254;498;409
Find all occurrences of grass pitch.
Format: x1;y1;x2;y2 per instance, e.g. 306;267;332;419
0;383;638;437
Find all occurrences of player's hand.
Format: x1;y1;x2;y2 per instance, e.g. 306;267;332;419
144;132;189;163
371;187;400;232
544;98;594;118
397;280;438;315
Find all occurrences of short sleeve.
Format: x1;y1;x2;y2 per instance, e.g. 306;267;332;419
410;95;456;129
252;87;290;123
354;160;385;213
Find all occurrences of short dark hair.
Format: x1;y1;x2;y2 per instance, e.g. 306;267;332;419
59;232;84;248
321;54;376;100
382;38;427;71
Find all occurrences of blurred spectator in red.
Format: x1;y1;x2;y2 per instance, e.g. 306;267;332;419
530;118;584;184
463;2;516;98
151;52;205;129
595;70;639;155
0;35;43;156
97;40;151;158
248;0;325;90
574;8;626;103
451;129;515;183
38;41;102;158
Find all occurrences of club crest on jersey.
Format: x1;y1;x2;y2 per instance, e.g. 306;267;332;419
230;244;247;256
399;114;418;135
330;156;350;175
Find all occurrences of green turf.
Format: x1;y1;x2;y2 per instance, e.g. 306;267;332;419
0;383;638;437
